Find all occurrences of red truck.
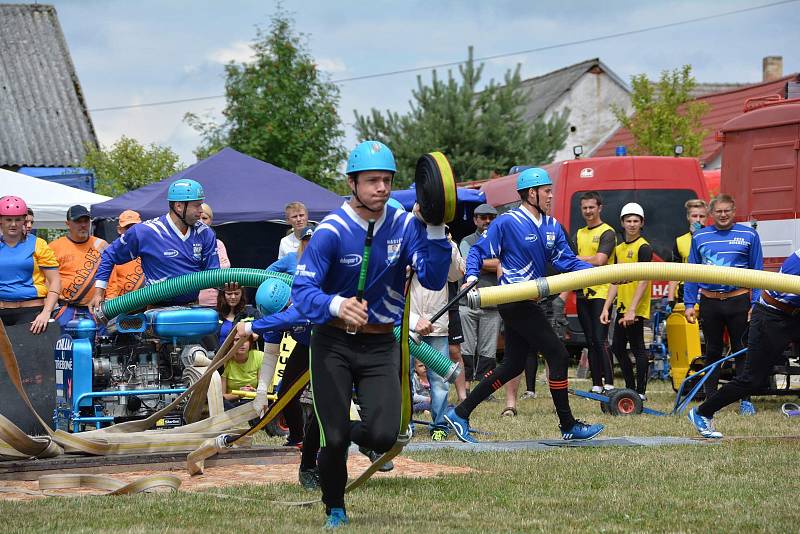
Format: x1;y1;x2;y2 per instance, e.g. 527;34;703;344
718;95;800;270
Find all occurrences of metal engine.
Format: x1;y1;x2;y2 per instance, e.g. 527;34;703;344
54;307;219;432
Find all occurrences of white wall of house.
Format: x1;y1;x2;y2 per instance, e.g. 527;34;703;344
544;71;631;162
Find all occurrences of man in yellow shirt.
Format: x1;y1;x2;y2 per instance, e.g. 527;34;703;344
573;191;616;393
105;210;144;300
49;205;108;327
600;203;652;399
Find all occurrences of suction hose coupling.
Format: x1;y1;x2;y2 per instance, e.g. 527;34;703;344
442;361;462;383
466;288;481;310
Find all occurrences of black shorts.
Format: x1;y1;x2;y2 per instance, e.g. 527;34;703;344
448;307;464;344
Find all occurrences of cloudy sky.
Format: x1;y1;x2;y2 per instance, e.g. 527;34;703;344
14;0;799;164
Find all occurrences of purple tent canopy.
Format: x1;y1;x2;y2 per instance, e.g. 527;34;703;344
90;148;343;223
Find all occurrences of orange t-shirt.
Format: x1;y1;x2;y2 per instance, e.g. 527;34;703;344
49;236;109;306
105;258;144;299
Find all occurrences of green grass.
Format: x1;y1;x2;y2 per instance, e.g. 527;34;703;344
2;377;799;533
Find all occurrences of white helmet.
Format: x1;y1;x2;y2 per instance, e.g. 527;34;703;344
620;202;645;220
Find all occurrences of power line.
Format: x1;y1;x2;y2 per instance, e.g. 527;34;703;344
88;0;797;113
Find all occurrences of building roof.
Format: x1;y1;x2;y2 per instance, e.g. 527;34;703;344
590;73;800;165
0;3;97;168
517;58;629;122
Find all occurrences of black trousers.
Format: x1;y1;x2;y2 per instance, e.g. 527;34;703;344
0;306;42;326
699;304;798;417
310;325;401;512
611;316;649;394
576;297;614;387
698;294;750;396
277;341;321;470
456;301;576;430
525;354;539;392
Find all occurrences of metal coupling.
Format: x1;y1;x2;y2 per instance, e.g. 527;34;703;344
466;288;481;310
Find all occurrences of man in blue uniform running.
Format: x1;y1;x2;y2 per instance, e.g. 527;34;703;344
689;247;800;438
292;141;450;529
90;179;221;309
444;167;605;443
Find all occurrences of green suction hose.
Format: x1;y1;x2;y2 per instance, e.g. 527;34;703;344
99;268;293;322
100;268;459;382
393;327;460;382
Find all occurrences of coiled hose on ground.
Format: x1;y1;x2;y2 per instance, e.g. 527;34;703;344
467;263;800;309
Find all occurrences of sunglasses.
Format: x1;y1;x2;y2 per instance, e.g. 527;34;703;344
476;214;496;220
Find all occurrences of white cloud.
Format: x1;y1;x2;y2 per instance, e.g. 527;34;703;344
316;57;346;73
207;41;255;64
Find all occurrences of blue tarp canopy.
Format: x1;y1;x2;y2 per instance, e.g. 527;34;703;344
390;185;485;211
391;185;486;239
17;167;95;192
90;148;344;224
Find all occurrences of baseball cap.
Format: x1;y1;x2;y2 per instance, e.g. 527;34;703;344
473;203;498;216
300;225;314;240
118;210;142;227
66;205;90;221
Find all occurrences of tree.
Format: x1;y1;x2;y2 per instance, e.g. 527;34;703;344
354;47;570;187
81;136;185;197
612;65;709;157
186;9;346;192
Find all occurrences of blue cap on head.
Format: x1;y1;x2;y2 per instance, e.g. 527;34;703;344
255;279;292;316
516;168;552;191
346;141;397;175
386;197;405;211
167;179;205;202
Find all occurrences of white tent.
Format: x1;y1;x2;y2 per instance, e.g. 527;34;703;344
0;168;110;228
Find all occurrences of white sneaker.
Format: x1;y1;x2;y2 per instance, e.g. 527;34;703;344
520;391;537;399
603;384;615;392
590;385;603;394
639;393;647;401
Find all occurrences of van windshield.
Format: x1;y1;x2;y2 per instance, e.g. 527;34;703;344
568;189;700;261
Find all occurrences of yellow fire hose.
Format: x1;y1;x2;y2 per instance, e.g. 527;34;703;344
466;263;800;309
0;324;252;494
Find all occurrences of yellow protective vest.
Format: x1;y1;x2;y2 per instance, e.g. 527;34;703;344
673;231;692;299
576;222;616;300
614;236;652;319
675;232;691;263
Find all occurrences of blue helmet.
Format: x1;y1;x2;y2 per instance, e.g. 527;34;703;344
516;168;552;191
255;278;292;316
167;179;205;202
386;197;405;211
346;141;397;175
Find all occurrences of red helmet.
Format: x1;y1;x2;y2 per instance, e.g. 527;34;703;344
0;196;27;217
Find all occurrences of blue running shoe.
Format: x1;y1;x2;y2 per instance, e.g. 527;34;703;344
561;420;604;441
444;407;478;443
739;400;756;416
324;508;349;529
687;408;723;438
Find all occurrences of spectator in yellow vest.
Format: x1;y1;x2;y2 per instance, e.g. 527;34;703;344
600;202;652;399
573;191;616;393
666;199;707;312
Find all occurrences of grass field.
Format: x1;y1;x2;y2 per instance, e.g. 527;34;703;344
2;376;799;533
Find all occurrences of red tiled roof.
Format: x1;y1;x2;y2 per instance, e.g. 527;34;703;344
591;74;800;165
